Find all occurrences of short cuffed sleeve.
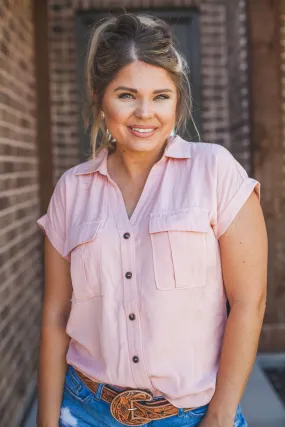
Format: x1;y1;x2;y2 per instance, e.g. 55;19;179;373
37;173;69;260
212;145;261;239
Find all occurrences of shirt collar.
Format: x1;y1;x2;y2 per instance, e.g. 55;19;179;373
74;147;109;176
164;135;192;159
74;135;192;176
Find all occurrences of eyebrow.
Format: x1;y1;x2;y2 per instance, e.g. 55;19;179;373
114;86;173;94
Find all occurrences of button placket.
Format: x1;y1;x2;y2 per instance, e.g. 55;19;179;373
108;180;155;391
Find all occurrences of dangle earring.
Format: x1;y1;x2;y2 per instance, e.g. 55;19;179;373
106;129;116;142
101;111;116;143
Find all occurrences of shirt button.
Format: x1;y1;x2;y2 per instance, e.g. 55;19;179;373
129;313;136;321
125;272;132;279
123;232;130;239
132;356;139;363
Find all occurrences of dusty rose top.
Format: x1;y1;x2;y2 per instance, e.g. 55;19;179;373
37;135;260;408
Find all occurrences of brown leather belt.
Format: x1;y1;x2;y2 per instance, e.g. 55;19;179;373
75;368;196;426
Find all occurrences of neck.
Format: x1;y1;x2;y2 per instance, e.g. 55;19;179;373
108;140;169;180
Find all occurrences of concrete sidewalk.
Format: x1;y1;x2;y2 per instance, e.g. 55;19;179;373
24;358;285;427
241;356;285;426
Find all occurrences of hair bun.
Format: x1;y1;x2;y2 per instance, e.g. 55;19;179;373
115;14;142;38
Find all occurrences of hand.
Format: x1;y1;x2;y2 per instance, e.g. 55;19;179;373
198;412;235;427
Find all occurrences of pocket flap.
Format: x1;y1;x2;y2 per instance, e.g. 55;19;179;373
149;208;210;233
63;220;102;257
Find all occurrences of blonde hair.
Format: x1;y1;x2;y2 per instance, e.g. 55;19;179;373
83;12;199;159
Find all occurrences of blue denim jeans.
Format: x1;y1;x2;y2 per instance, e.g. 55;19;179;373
59;365;247;426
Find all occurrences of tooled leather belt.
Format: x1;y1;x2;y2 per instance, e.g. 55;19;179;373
75;368;196;426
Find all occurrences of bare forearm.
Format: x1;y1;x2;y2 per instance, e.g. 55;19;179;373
36;325;70;427
207;302;265;424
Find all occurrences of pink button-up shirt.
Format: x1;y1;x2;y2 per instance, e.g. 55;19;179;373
37;135;260;408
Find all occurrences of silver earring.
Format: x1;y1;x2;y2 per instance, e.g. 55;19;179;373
101;111;105;119
106;129;116;143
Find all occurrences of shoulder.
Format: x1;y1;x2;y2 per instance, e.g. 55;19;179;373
48;161;93;207
58;149;107;185
181;140;225;169
210;142;237;163
188;141;213;160
188;141;245;175
63;159;94;177
56;159;94;185
187;140;232;161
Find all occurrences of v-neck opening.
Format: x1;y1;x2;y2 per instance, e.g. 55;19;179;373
107;165;162;225
104;137;176;225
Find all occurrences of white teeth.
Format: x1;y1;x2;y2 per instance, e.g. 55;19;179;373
131;128;155;133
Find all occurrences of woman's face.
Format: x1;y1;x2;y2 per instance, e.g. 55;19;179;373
101;60;178;154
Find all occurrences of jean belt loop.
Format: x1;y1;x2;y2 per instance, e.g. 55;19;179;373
95;382;104;400
178;408;185;417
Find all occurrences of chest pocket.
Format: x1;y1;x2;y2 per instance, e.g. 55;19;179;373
64;220;103;301
149;208;210;290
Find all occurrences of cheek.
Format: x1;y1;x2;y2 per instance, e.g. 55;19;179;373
159;107;176;126
157;99;177;118
104;100;129;124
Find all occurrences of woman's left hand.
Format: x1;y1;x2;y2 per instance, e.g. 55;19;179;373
198;413;235;427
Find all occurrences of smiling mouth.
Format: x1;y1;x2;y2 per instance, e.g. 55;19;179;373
128;126;157;137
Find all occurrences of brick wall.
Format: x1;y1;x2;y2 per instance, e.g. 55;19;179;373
248;0;285;351
199;1;231;151
0;0;41;426
225;0;251;172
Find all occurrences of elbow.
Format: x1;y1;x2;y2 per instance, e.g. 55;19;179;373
231;291;267;317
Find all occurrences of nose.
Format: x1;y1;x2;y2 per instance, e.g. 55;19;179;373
135;101;154;120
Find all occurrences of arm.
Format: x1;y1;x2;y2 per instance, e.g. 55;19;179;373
201;191;267;426
36;236;72;427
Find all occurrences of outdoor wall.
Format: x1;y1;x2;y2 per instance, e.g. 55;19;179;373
225;0;251;172
0;0;41;426
247;0;285;351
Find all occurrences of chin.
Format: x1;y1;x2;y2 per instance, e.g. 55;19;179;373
133;141;161;151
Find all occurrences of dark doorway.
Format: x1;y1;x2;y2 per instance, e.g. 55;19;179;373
75;8;201;162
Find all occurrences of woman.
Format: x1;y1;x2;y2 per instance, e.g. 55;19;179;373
36;13;267;427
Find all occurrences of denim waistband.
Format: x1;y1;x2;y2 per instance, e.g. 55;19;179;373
70;365;165;401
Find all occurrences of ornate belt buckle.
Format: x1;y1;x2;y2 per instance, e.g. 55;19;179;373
110;389;153;426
